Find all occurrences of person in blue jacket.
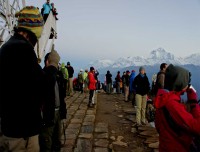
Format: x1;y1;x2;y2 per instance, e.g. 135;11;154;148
129;70;136;105
42;0;52;22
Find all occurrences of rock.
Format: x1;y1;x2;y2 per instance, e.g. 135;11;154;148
68;123;81;129
70;119;83;124
118;119;131;124
117;115;123;118
76;139;92;152
81;125;94;133
109;144;113;149
131;128;137;133
144;137;159;144
95;127;108;133
94;147;109;152
78;133;93;139
111;130;116;134
140;130;158;137
110;136;116;141
117;136;124;141
125;115;136;123
95;133;109;139
112;141;128;147
148;141;159;149
84;115;95;122
96;122;108;128
138;126;156;131
95;139;109;148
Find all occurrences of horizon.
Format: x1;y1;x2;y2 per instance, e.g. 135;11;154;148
27;0;200;69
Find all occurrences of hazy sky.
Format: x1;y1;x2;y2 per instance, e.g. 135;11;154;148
27;0;200;67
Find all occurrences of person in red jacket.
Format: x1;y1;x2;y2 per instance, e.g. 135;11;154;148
88;67;97;107
155;64;200;152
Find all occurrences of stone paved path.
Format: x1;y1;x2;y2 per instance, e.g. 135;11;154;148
61;92;108;152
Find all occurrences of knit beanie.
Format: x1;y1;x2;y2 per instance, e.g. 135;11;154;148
139;66;145;72
48;50;60;68
15;6;44;39
164;64;190;91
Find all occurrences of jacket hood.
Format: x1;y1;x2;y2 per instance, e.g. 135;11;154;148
154;89;181;109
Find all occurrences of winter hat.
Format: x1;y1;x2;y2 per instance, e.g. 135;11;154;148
48;50;60;68
67;62;70;65
139;66;145;72
80;69;83;72
126;70;130;74
164;64;190;92
15;6;44;39
132;70;135;73
90;67;95;71
61;62;65;68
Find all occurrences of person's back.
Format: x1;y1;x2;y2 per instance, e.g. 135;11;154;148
43;0;52;15
106;72;112;84
0;6;46;151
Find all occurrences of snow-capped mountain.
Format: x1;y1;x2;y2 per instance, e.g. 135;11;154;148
184;53;200;66
89;48;199;69
88;59;114;69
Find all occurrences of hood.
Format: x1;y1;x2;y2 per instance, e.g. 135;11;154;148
154;89;181;109
130;72;136;79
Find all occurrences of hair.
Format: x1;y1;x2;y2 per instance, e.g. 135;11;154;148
160;63;167;70
14;27;37;46
44;52;50;66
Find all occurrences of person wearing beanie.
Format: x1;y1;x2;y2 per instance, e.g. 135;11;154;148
66;62;74;96
88;67;97;107
121;71;126;94
40;51;66;152
155;64;200;152
0;6;45;151
83;69;89;98
60;62;69;92
77;69;84;93
124;70;131;102
133;67;150;126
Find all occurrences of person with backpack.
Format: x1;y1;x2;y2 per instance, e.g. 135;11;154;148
42;0;52;22
83;69;89;98
115;71;121;94
133;67;150;126
88;67;97;107
155;64;200;152
153;63;168;95
78;69;84;93
0;6;44;151
60;62;68;93
106;70;112;94
39;51;67;152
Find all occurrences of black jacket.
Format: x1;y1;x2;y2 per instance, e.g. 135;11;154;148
106;73;112;84
124;74;130;86
42;66;67;126
133;74;150;96
0;33;45;138
66;66;74;78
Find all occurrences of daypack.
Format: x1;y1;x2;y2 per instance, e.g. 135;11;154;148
78;73;83;83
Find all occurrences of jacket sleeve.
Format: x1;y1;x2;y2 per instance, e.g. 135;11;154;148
166;98;200;135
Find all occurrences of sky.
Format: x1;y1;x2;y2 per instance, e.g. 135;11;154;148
27;0;200;68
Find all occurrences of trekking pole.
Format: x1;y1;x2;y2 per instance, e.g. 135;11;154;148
63;121;66;145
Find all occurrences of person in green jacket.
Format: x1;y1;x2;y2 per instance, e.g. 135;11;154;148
60;63;68;91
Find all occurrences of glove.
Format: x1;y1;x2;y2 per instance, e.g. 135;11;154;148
48;50;60;68
187;85;198;103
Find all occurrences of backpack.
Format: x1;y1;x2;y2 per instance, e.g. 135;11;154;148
78;73;83;83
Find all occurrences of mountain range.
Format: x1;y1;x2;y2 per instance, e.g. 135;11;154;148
87;48;200;98
89;48;200;69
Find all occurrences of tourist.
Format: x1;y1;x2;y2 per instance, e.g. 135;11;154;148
133;67;150;126
60;62;68;93
39;51;67;152
124;70;130;102
153;63;168;95
129;70;136;105
106;70;112;94
0;6;44;151
83;69;89;98
66;62;74;96
42;0;52;22
155;64;200;152
115;71;121;94
51;3;58;20
77;69;84;93
88;67;97;107
121;72;126;94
